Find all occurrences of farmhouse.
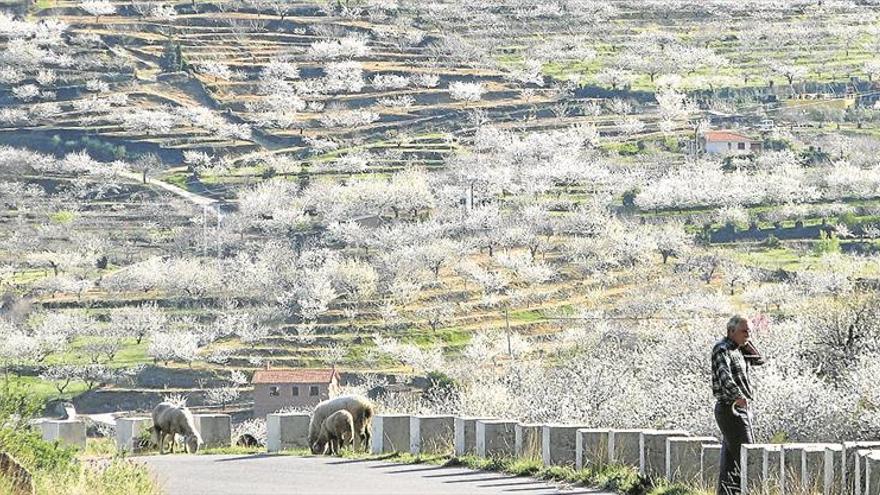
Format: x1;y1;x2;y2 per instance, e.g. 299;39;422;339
252;366;341;417
702;130;762;155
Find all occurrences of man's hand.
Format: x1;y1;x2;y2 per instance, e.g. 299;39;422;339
734;398;748;409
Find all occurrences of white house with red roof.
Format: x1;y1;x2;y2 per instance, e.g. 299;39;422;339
702;130;762;156
252;365;341;417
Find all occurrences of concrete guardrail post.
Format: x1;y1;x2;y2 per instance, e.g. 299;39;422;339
666;436;718;485
371;414;411;455
193;414;231;449
266;413;310;453
40;420;86;449
410;415;454;455
475;420;517;459
116;417;152;453
639;429;689;478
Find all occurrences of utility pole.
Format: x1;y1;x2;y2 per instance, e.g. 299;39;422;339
201;205;207;257
215;207;224;267
505;305;512;358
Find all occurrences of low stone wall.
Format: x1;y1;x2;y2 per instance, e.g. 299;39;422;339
247;411;880;493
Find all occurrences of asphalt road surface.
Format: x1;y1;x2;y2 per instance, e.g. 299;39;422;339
138;454;614;495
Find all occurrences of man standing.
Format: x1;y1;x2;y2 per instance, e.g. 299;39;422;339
712;315;766;495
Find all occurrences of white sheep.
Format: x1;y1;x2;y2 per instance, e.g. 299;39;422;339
150;401;203;454
308;395;374;454
317;410;355;455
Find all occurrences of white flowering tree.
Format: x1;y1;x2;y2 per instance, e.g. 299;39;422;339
323;61;365;93
148;330;200;367
448;81;485;105
79;0;116;22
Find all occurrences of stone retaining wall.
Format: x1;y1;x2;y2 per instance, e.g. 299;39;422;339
124;411;880;493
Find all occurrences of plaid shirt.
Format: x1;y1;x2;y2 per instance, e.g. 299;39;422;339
712;337;758;404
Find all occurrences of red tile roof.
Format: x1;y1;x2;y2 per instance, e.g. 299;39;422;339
704;131;755;142
252;368;340;384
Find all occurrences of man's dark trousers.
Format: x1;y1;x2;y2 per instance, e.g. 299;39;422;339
715;401;753;495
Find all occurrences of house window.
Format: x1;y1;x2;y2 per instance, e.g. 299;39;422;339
269;386;279;397
309;386;319;396
751;143;760;150
292;386;299;396
727;142;732;150
737;142;746;150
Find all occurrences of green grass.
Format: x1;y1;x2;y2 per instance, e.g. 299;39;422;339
509;309;544;323
49;210;76;224
111;341;151;367
729;243;880;275
45;337;150;368
9;338;150;405
730;247;810;271
162;172;188;189
6;268;51;285
84;437;118;457
6;374;89;404
346;343;398;368
34;457;161;495
401;327;471;350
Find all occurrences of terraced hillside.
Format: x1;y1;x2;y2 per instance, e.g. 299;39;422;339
2;0;880;426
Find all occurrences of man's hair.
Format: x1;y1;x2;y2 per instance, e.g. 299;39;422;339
727;315;748;335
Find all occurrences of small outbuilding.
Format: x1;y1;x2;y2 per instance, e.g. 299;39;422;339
252;366;341;418
702;130;762;156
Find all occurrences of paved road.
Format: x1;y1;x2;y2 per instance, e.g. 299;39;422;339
138;454;612;495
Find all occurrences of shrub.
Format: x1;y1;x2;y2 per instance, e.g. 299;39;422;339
622;188;639;208
762;234;781;248
618;142;639;155
814;230;841;255
0;378;76;473
0;378;161;495
424;370;456;398
838;211;858;228
0;427;76;474
160;42;186;73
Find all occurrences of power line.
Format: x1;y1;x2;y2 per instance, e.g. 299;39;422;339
729;88;880;118
543;314;727;321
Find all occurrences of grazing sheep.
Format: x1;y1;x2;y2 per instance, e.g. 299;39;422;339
150;402;203;454
308;395;374;454
316;410;355;455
